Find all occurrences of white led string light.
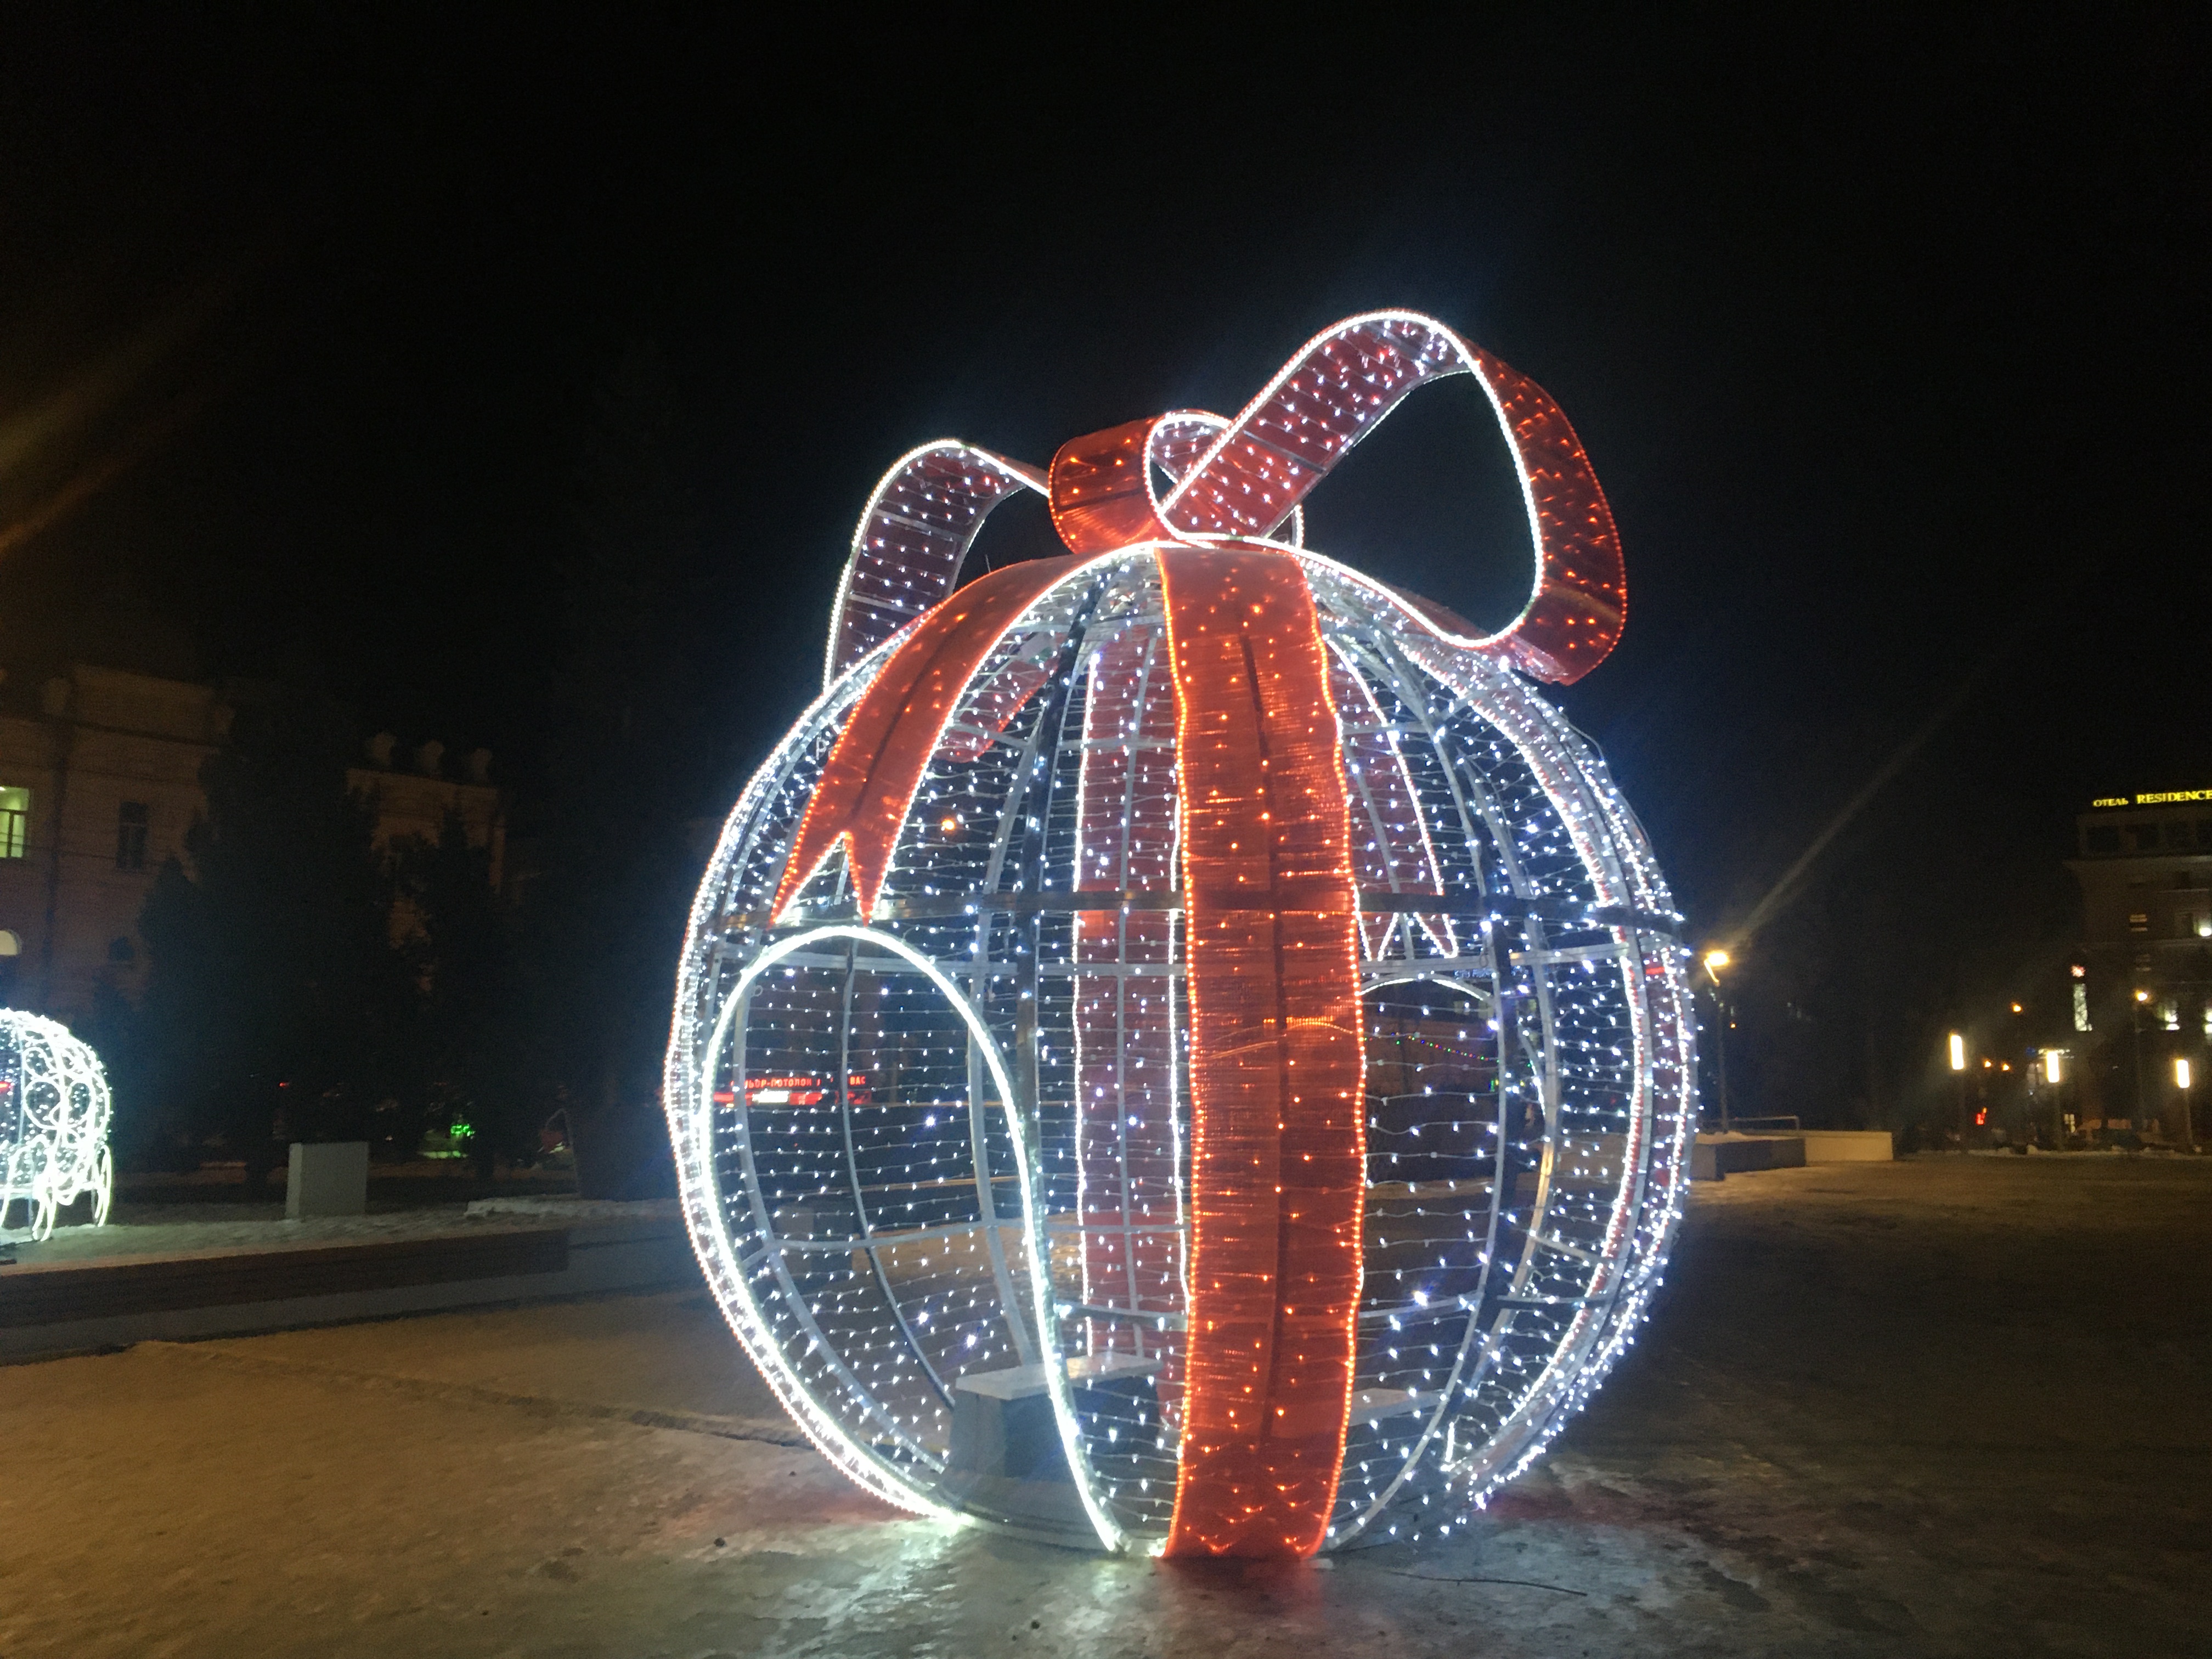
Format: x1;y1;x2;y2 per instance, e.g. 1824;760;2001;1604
1;1009;114;1242
668;539;1695;1552
823;442;1050;691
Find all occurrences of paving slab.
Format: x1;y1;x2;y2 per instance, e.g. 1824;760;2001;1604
0;1155;2204;1657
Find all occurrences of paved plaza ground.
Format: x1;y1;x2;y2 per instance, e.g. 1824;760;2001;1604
1;1155;2205;1658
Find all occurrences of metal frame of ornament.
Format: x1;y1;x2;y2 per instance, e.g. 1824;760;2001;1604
665;311;1697;1558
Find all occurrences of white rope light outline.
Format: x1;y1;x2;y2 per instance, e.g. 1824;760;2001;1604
1159;313;1545;621
823;442;1049;691
686;923;1125;1550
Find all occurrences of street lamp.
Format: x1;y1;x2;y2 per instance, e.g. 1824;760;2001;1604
1703;949;1733;1132
2133;988;2153;1131
2179;1056;2196;1153
2042;1047;2066;1147
1948;1031;1968;1146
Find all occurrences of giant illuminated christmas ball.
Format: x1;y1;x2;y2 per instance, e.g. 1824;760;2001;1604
1;1009;115;1240
667;312;1697;1557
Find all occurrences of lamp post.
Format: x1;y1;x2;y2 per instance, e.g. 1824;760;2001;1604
2132;989;2152;1133
2044;1047;2065;1148
1948;1030;1968;1146
1703;949;1733;1133
2178;1056;2196;1154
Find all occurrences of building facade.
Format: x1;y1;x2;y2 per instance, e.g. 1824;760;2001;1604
0;664;503;1022
2064;789;2212;1137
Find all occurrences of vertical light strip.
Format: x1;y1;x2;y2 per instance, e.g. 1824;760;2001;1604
1157;544;1365;1559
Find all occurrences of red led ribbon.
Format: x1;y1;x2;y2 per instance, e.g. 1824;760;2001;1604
773;554;1088;923
1035;314;1627;686
1155;545;1366;1558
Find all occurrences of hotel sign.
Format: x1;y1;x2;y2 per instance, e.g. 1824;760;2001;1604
2091;789;2212;808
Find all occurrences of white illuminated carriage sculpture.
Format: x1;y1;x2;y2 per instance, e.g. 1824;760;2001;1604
667;313;1698;1556
1;1009;115;1241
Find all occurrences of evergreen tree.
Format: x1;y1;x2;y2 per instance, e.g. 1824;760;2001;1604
398;807;523;1177
136;693;415;1174
517;337;713;1195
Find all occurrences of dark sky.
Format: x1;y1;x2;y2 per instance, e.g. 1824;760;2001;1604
2;9;2206;983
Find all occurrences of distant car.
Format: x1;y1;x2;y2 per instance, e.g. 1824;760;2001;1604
710;1074;872;1107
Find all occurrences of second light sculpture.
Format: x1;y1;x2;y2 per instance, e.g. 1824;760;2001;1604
668;311;1697;1557
1;1008;115;1241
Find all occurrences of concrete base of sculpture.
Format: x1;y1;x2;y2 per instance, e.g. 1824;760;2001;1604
286;1142;368;1219
939;1358;1167;1541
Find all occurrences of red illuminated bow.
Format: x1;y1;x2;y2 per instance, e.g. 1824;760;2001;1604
822;311;1622;696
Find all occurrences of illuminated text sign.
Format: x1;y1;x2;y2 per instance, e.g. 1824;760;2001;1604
2091;789;2212;809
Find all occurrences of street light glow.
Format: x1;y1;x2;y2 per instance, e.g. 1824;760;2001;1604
1949;1032;1966;1071
1702;949;1729;977
2180;1058;2193;1091
2045;1050;2062;1084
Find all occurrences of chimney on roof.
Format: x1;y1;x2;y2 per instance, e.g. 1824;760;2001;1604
366;732;397;768
415;739;445;776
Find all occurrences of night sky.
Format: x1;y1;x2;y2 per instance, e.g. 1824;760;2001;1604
3;12;2205;1102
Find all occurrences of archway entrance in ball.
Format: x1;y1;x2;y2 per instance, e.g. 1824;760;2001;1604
693;925;1075;1522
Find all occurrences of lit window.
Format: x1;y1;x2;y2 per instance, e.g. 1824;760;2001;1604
2128;912;2149;934
116;801;149;871
0;787;26;859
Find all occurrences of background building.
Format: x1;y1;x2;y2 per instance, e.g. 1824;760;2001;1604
2066;789;2212;1137
0;664;503;1022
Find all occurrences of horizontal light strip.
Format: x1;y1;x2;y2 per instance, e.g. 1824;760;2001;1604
1057;1301;1186;1331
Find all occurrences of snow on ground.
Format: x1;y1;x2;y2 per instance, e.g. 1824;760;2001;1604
0;1199;645;1264
2;1153;2205;1656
